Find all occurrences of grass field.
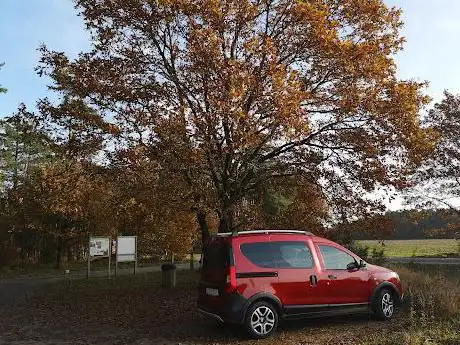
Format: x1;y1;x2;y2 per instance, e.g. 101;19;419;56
358;239;459;257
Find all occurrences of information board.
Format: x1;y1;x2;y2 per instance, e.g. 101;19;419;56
87;236;111;279
117;236;137;262
89;237;110;257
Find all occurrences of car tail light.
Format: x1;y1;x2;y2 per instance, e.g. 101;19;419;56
225;265;237;293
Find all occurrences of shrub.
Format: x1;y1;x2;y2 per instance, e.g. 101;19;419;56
396;265;460;317
0;246;18;268
345;242;370;260
344;241;386;266
363;265;460;345
369;246;386;265
363;322;460;345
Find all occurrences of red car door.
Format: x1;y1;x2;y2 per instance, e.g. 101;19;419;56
271;237;324;311
314;242;373;304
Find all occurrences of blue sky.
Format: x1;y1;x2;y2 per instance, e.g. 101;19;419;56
1;0;460;117
0;0;90;116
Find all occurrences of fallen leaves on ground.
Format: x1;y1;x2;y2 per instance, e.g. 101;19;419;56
0;272;410;345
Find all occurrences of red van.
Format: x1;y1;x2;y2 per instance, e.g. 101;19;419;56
197;230;403;339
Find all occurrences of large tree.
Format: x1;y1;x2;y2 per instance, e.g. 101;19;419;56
38;0;434;241
408;93;460;211
408;92;460;237
0;107;53;192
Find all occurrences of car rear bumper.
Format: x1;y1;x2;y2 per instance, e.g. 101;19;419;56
197;291;247;324
197;308;224;322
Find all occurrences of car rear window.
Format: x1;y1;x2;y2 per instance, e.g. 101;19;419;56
240;241;313;269
240;242;274;268
202;241;231;269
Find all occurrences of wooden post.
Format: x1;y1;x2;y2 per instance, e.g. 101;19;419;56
134;235;137;275
190;248;194;270
87;238;90;279
115;256;118;276
64;269;71;288
108;240;111;279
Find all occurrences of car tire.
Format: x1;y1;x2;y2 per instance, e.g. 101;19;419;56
372;288;395;320
244;301;279;339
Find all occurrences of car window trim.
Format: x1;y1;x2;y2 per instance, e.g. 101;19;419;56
240;241;314;269
276;241;314;269
315;243;358;271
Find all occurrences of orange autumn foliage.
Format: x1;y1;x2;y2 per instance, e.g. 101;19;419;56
35;0;434;244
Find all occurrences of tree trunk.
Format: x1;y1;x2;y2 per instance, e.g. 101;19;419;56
55;238;62;269
218;208;234;234
12;139;19;190
194;210;210;247
67;246;72;263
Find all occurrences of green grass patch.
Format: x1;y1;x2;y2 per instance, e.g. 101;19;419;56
358;239;459;257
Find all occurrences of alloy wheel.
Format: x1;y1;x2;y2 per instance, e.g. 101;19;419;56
250;306;276;336
381;292;394;318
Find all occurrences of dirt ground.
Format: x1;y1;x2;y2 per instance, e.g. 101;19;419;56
0;271;415;345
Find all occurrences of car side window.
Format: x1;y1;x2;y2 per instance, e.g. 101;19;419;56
275;242;313;269
240;241;313;269
240;242;276;268
319;245;356;270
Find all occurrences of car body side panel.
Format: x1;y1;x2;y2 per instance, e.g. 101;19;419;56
233;236;279;301
198;232;403;324
266;235;322;306
313;240;375;304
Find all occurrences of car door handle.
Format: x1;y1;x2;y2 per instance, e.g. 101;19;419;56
309;275;317;287
328;274;337;280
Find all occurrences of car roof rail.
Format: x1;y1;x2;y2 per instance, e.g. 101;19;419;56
215;230;313;237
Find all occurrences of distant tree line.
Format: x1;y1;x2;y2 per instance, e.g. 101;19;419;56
353;210;460;240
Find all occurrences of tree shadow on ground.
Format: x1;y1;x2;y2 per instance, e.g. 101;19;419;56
0;274;403;344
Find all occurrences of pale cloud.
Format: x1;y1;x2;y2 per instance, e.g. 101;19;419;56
386;0;460;103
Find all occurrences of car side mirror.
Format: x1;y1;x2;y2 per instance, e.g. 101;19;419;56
359;260;367;268
346;262;359;270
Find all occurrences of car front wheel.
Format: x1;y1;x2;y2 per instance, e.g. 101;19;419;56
244;301;279;339
372;288;395;320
